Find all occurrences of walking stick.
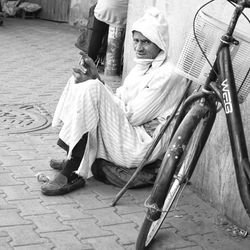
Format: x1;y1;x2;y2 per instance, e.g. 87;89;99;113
111;80;192;206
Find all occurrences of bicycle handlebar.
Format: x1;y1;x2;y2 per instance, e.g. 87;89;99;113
230;0;250;7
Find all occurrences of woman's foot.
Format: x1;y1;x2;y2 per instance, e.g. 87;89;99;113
41;172;85;196
50;159;66;171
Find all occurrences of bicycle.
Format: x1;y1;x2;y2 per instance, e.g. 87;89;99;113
134;0;250;249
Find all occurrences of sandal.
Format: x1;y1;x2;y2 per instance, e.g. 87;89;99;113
41;172;85;196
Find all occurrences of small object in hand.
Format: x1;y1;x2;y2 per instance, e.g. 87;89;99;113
79;58;88;74
36;172;50;183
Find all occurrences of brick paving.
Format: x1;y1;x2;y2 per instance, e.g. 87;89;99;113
0;17;250;250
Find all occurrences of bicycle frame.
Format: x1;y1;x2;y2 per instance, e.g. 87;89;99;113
205;2;250;215
146;0;250;221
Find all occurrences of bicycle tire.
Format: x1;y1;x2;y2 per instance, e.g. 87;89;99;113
136;101;216;250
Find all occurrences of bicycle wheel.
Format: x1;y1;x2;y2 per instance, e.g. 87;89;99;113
136;102;216;250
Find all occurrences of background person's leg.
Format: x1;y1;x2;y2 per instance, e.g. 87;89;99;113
88;17;109;62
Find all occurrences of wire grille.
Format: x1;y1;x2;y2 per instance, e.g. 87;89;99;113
176;11;250;103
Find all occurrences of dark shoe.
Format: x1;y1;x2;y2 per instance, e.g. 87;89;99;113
50;159;67;171
41;172;85;196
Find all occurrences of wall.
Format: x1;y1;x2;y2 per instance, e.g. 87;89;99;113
68;0;96;27
32;0;94;25
28;0;71;22
124;0;250;230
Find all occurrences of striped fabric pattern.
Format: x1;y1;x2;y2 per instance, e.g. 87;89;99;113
52;61;187;178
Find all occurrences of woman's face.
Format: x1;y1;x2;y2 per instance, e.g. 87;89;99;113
133;31;161;60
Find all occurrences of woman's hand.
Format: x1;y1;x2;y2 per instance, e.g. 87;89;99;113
72;67;92;83
73;52;101;84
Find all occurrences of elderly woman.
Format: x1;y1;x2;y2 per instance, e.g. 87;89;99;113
41;8;187;196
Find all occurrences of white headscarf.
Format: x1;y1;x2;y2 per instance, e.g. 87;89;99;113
131;7;169;67
116;8;176;121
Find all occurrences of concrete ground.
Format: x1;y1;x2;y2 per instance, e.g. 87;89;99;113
0;17;249;250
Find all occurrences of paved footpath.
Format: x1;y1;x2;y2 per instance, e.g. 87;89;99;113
0;17;250;250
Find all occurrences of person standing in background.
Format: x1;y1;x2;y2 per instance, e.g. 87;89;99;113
76;0;129;64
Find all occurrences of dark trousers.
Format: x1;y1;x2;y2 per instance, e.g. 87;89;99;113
57;134;88;177
88;16;109;61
